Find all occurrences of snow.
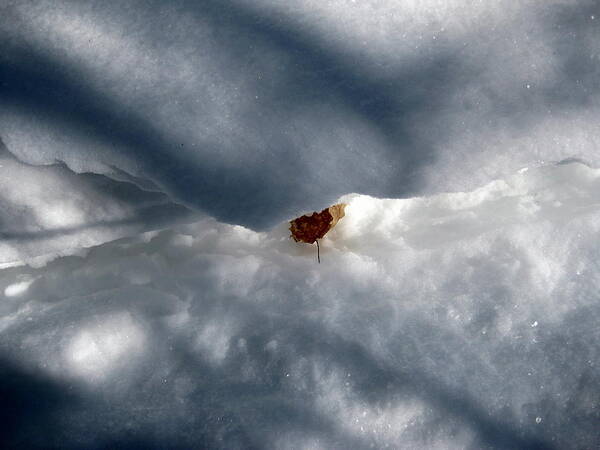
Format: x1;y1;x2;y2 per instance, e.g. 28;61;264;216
1;162;600;448
1;0;600;448
2;0;600;230
3;278;34;297
0;145;196;267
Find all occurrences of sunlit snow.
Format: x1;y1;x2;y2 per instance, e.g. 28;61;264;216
2;162;599;448
1;1;600;448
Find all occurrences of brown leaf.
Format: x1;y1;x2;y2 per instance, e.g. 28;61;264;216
289;203;346;244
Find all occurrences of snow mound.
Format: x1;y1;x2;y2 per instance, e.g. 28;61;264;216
1;162;599;448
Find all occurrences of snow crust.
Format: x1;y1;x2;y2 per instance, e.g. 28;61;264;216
0;145;196;268
1;162;599;448
2;0;600;229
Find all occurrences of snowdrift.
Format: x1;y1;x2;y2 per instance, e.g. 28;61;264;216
1;162;599;449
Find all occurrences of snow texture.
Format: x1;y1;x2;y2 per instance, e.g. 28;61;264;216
2;0;600;232
0;144;197;267
1;0;600;449
2;162;600;449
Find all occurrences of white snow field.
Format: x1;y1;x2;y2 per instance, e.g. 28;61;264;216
1;162;600;449
1;0;600;448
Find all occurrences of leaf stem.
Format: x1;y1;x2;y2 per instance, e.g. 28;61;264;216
316;240;320;264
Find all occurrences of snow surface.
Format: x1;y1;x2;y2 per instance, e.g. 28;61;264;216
0;144;197;268
2;0;600;231
1;0;600;448
2;162;600;449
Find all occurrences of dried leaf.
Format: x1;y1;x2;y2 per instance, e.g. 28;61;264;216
289;203;346;244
